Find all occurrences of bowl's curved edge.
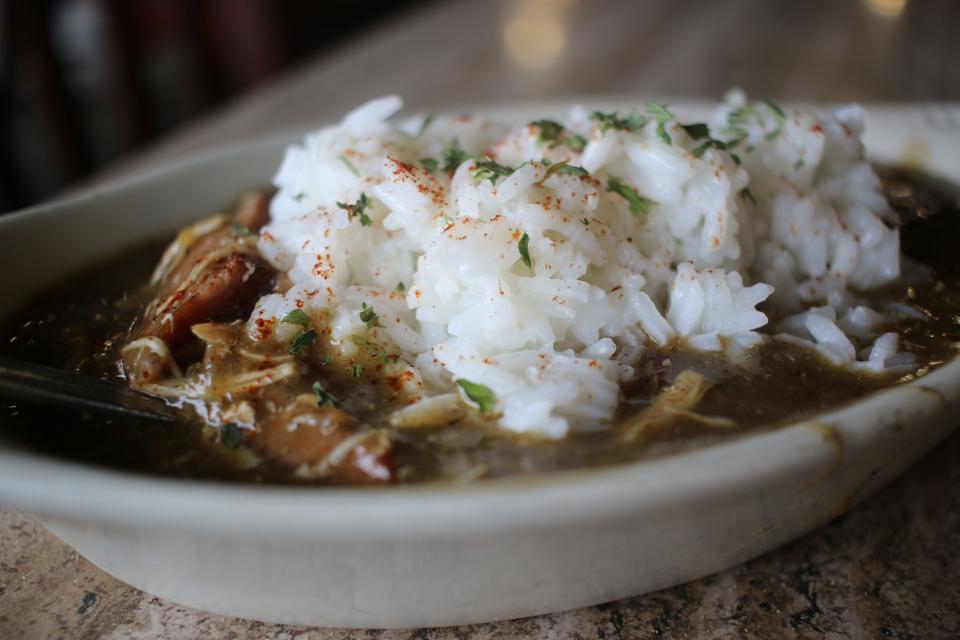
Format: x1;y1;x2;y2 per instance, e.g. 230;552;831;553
0;99;958;539
1;98;959;627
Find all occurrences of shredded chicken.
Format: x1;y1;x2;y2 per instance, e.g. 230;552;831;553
389;393;464;429
621;370;735;443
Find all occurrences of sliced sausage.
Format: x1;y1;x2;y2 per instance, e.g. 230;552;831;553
252;400;395;485
140;253;275;349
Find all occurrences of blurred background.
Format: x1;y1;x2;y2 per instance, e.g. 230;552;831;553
1;0;958;213
0;0;437;212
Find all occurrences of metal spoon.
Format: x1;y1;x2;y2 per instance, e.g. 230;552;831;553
0;357;177;422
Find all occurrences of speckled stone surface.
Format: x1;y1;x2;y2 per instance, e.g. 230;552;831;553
3;429;958;639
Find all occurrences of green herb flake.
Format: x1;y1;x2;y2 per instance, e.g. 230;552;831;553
456;379;497;414
470;159;515;185
646;102;674;145
396;281;406;292
232;224;254;237
351;364;363;379
741;187;757;206
220;423;244;449
292;191;306;202
558;163;589;176
590;110;647;133
312;381;339;407
565;133;587;152
542;159;590;180
518;232;532;271
762;99;787;121
359;302;381;329
722;105;757;139
281;309;310;326
581;218;590;226
441;139;470;172
530;119;565;146
606;176;650;215
692;138;730;158
420;157;439;172
338;155;359;176
337;192;373;226
289;329;317;355
418;112;436;137
680;123;710;140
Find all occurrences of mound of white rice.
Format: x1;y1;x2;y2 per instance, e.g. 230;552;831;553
248;91;910;438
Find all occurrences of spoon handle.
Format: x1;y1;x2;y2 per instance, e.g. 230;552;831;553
0;357;177;422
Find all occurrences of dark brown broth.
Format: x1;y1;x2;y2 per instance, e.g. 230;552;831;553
1;167;959;484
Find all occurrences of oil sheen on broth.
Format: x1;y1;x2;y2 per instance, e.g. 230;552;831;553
1;168;959;485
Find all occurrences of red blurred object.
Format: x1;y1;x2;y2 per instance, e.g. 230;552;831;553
0;0;434;213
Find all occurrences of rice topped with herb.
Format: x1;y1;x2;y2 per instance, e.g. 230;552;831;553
249;91;909;438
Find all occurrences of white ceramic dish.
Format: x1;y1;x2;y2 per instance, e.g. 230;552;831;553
1;101;959;628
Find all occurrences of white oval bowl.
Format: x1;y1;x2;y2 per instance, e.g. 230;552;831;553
1;101;959;628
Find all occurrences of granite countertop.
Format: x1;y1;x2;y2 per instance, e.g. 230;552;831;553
2;0;960;637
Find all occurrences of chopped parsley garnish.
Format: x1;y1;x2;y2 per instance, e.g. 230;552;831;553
565;134;587;152
470;159;515;185
420;157;439;172
418;112;436;137
359;302;381;329
312;381;338;407
456;379;496;414
281;309;310;326
762;99;787;140
396;281;406;292
518;232;532;271
557;163;589;176
292;191;306;202
646;102;674;145
607;176;650;215
337;192;373;226
741;187;757;205
232;224;254;237
441;139;470;172
220;423;244;449
542;159;589;180
722;105;756;138
338;155;359;176
289;329;317;355
762;99;787;121
692;138;730;158
590;110;646;133
351;364;363;379
680;123;710;140
581;217;590;226
530;119;565;145
529;120;587;152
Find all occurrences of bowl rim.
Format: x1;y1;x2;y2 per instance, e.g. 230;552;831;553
1;99;959;538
